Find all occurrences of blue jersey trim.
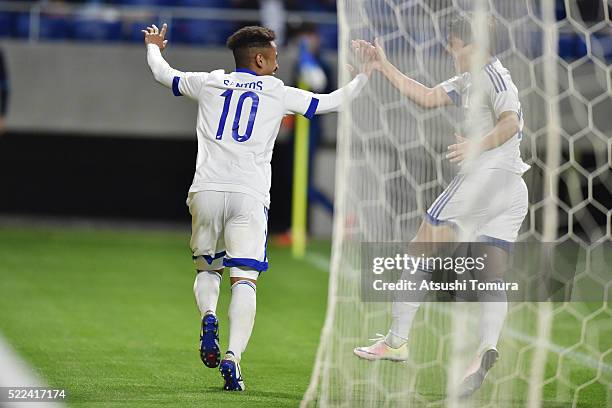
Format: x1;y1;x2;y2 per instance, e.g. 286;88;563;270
432;176;463;218
491;67;507;91
425;211;443;225
429;179;456;217
304;97;319;120
263;207;269;262
234;280;257;291
429;175;464;218
235;68;258;76
447;90;461;107
484;66;500;93
477;235;513;253
424;212;458;229
224;258;269;272
485;65;507;92
172;76;182;96
193;251;227;265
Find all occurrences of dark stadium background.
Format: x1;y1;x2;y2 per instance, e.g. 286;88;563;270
0;0;341;233
0;0;609;235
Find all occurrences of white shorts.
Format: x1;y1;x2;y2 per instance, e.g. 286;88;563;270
188;190;269;277
426;169;528;245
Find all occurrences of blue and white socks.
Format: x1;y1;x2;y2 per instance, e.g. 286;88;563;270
227;280;257;361
194;270;222;316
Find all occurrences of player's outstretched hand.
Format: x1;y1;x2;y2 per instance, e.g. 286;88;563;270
351;39;379;75
351;40;372;61
142;23;168;51
372;38;389;67
446;134;474;165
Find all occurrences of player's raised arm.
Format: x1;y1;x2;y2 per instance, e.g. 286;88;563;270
284;72;368;118
356;39;452;109
143;23;208;99
283;43;374;117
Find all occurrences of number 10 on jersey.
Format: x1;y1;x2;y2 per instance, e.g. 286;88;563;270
216;90;260;142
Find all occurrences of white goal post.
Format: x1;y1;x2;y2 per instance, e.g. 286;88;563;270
302;1;611;407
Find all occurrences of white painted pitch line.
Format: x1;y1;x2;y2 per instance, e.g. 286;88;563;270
304;251;331;272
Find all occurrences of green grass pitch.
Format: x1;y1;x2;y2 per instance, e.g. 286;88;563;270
0;226;330;407
0;226;608;407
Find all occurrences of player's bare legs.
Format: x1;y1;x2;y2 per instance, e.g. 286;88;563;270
354;220;457;361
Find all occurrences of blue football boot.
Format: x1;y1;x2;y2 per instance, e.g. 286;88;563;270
219;352;245;391
199;312;220;368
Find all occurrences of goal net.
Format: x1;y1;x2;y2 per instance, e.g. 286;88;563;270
302;0;611;407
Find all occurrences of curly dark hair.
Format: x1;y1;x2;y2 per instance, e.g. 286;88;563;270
227;26;276;66
227;26;276;50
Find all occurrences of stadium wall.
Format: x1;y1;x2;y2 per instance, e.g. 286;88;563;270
4;40;336;137
0;41;337;235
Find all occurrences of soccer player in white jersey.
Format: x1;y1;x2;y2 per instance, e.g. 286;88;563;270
352;15;529;397
143;24;371;391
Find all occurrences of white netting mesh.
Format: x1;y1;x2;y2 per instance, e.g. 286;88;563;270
302;0;611;407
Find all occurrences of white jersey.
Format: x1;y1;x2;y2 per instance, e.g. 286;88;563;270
144;44;368;207
174;69;324;206
440;58;530;175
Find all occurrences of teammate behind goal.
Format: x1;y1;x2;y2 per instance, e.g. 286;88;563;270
352;14;529;398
